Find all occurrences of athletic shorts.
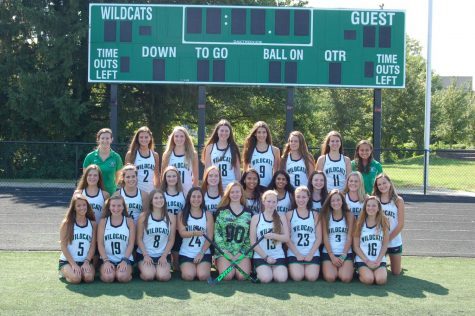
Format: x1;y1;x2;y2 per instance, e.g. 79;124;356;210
136;253;171;264
321;252;354;262
355;261;387;270
287;256;320;265
253;257;287;267
386;245;403;255
179;254;212;265
58;260;86;270
99;258;135;266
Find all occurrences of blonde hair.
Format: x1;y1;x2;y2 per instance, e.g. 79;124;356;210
127;126;155;164
218;181;246;208
373;173;399;203
160;166;184;193
117;163;138;187
262;190;281;234
162;126;196;170
201;166;224;198
281;131;314;172
354;196;389;238
343;171;366;203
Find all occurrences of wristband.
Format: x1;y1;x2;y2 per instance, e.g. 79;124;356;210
340;254;347;260
199;249;205;255
121;257;131;265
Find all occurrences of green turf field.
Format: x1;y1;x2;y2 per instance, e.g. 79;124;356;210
1;252;474;315
384;155;475;192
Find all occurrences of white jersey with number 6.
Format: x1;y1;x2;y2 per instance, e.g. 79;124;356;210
286;155;308;188
179;211;210;258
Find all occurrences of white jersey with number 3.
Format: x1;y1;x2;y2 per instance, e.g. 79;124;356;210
322;213;352;255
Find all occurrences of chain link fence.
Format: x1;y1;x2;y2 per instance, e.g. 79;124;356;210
1;141;474;195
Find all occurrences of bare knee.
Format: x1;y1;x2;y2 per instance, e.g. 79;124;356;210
181;271;195;281
359;274;374;285
117;273;131;283
83;273;95;283
101;273;115;283
67;275;82;284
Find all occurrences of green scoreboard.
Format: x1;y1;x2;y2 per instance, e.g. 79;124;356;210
88;4;405;88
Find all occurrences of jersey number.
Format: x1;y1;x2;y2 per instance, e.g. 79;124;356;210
294;174;300;187
153;235;161;248
225;225;245;243
259;165;265;179
180;171;185;184
266;239;276;250
297;233;310;247
111;241;121;255
188;236;202;247
77;242;84;257
333;175;340;187
367;243;377;256
143;170;149;183
335;234;341;243
219;164;228;177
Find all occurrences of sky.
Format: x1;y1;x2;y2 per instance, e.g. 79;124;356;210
307;0;475;87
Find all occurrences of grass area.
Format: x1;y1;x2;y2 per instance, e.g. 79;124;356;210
1;252;474;315
384;155;475;192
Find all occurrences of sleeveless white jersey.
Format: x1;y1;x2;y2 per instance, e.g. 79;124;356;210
346;193;364;219
323;154;347;191
60;219;93;262
246;197;261;215
311;199;322;213
164;191;186;216
119;188;143;225
82;188;105;221
179;211;210;258
355;222;387;264
137;214;171;257
276;191;292;214
169;151;193;195
287;209;318;257
286;155;308;188
204;192;221;215
103;216;133;263
253;213;285;259
250;145;274;187
134;150;156;193
323;213;352;255
381;200;403;247
210;143;235;189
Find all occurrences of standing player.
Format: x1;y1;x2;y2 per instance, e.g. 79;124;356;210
201;166;223;215
59;194;96;284
241;169;262;215
162;126;199;195
316;131;351;192
250;190;290;283
267;171;294;215
202;119;241;189
160;166;186;271
353;196;389;285
373;173;404;275
320;190;354;283
308;171;328;213
352;140;383;194
83;128;123;195
214;181;252;280
115;164;148;225
178;187;214;281
74;164;110;222
243;121;280;189
343;171;367;219
97;195;135;283
136;189;175;282
286;187;322;281
280;131;315;189
125;126;160;193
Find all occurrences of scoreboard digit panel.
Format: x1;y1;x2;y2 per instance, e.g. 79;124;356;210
88;4;405;88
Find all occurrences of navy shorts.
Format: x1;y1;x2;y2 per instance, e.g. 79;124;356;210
355;261;387;270
386;245;403;255
179;254;212;265
136;253;171;264
321;252;354;261
99;258;135;266
253;257;287;267
287;256;320;265
58;260;87;270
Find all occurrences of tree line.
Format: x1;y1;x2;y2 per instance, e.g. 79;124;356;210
1;0;473;153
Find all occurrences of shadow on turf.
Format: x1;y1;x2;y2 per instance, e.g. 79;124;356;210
65;268;448;300
0;187;72;208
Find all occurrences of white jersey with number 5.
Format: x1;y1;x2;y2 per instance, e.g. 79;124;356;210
59;219;93;262
355;222;386;263
322;213;352;255
134;150;155;193
169;151;193;195
210;143;235;189
250;145;274;187
179;211;210;258
137;214;170;257
286;155;308;188
323;154;347;191
253;213;285;259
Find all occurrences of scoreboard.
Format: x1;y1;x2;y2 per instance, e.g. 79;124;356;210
88;4;405;88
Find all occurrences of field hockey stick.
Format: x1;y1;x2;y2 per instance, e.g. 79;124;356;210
203;234;258;284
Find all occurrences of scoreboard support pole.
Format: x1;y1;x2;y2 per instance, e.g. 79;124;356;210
285;87;295;140
373;89;382;161
198;85;206;179
110;84;119;145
